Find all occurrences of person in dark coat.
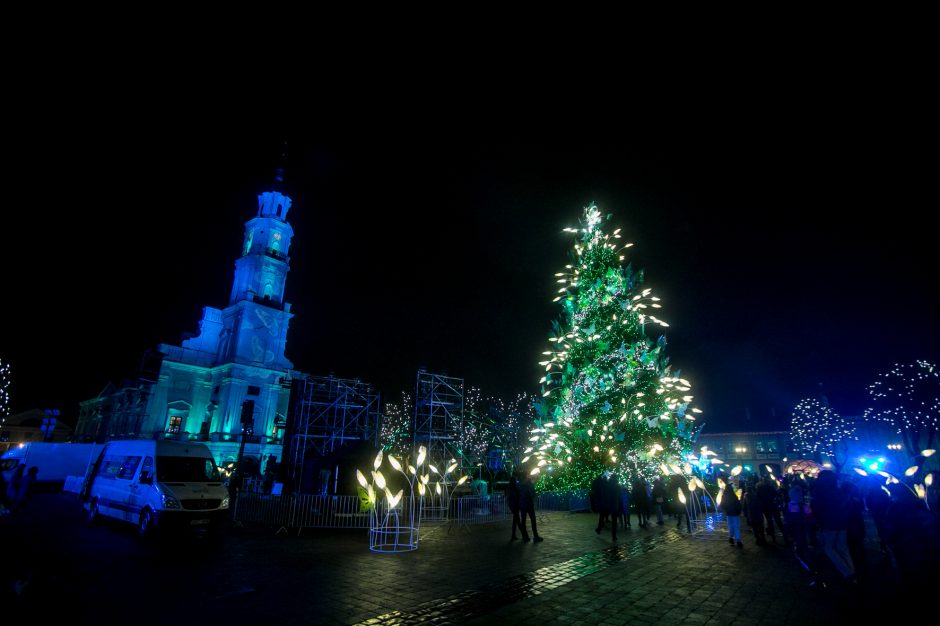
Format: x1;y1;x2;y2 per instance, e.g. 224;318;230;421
592;470;621;540
507;469;524;541
651;477;667;525
864;478;891;551
667;474;688;531
811;470;855;582
720;477;744;547
881;482;940;599
619;480;632;529
632;477;650;529
843;480;866;576
743;476;766;545
756;475;785;543
518;472;542;542
0;469;9;515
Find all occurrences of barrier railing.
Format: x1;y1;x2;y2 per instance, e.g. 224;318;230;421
233;489;591;530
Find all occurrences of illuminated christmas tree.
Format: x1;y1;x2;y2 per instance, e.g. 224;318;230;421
865;360;939;457
528;204;701;492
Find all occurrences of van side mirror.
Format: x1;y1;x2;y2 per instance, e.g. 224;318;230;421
139;472;153;485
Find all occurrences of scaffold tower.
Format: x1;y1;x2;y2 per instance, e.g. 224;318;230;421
413;369;464;477
287;374;381;493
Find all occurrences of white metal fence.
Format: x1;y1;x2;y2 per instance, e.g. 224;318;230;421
233;489;591;530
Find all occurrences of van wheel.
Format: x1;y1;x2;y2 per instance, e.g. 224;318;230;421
86;500;99;526
138;509;154;539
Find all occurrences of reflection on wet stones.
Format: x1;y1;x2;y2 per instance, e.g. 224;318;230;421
355;528;684;625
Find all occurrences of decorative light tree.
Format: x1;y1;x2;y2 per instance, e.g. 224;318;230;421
865;360;939;457
453;386;493;468
380;391;414;456
0;359;9;438
790;398;856;474
528;204;701;493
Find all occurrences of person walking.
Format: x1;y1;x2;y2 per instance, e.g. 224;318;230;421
518;472;542;542
811;469;856;585
507;469;524;541
721;477;744;547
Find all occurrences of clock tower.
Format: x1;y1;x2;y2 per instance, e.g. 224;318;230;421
222;185;295;370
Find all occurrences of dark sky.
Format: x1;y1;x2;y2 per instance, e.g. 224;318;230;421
3;113;937;433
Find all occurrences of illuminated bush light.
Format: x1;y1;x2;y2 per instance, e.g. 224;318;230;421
357;445;468;553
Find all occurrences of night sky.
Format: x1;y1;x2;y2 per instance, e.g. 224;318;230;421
4;120;937;433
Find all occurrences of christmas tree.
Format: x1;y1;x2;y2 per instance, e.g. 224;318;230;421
529;204;701;492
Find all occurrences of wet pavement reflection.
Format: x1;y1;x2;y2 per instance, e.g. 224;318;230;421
355;528;685;625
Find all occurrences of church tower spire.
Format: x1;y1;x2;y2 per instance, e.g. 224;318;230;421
220;147;296;371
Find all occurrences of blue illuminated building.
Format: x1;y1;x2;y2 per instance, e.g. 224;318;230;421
75;181;299;471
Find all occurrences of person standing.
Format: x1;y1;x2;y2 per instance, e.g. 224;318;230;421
651;477;667;526
721;477;744;547
14;466;38;513
632;477;650;529
619;478;632;529
593;470;620;540
0;469;9;515
507;470;524;541
8;465;25;513
518;472;542;542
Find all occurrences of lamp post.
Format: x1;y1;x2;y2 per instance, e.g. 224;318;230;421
232;400;255;504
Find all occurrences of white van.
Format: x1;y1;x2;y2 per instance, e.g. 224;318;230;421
83;440;229;538
1;442;104;492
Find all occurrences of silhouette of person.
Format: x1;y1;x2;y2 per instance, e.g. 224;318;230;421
507;469;524;541
518;472;542;542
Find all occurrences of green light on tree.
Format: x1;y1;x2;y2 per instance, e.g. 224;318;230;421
529;204;701;492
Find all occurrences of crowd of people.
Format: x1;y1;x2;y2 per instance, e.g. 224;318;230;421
502;464;940;601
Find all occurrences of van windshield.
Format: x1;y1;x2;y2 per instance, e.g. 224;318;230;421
156;456;221;482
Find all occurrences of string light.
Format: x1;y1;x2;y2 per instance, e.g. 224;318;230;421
530;204;700;492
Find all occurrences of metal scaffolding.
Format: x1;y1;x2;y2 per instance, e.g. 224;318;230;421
287;374;381;494
413;369;464;470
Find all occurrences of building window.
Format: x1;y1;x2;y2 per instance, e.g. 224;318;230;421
767;440;778;454
167;416;182;434
755;441;766;454
247;386;261;396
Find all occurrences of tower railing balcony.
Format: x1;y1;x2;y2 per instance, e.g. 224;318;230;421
252;295;285;310
263;247;288;261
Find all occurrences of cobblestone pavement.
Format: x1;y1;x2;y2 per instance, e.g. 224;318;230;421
1;494;912;624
